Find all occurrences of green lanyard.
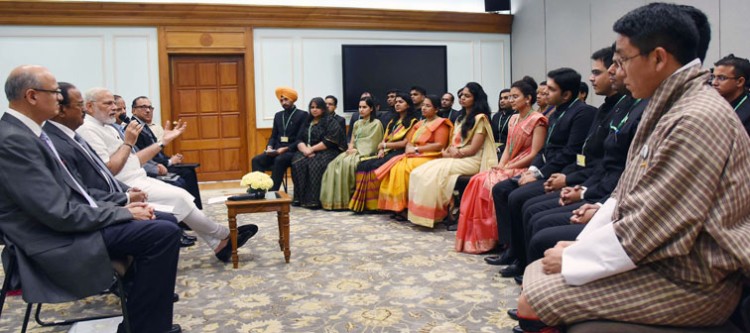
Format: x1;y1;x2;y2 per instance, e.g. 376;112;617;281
546;99;577;145
580;95;627;153
307;121;314;146
609;98;642;133
282;108;297;136
734;95;748;111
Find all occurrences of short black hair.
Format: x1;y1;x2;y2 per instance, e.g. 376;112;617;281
547;67;581;99
613;2;700;65
678;4;710;63
132;96;149;108
410;86;426;95
386;88;400;95
325;95;338;106
591;46;614;69
715;54;750;84
58;82;76;107
579;82;589;97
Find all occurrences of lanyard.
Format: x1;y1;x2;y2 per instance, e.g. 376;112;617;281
307;121;314;146
282;108;297;136
609;98;642;133
581;95;627;153
734;95;748;111
499;112;512;134
546;99;577;145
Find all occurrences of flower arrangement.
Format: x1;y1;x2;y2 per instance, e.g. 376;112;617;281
241;171;274;191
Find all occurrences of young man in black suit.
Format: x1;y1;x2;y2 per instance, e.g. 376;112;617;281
713;54;750;136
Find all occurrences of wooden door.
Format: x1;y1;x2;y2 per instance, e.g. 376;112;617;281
169;55;247;181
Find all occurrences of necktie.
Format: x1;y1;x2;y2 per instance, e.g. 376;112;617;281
40;131;98;207
74;134;123;193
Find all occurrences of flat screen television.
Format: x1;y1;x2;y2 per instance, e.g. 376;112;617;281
341;45;448;112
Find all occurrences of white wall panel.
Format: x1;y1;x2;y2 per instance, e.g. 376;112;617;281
720;0;750;61
0;26;159;123
254;29;511;128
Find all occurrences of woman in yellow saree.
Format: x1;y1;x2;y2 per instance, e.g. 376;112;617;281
348;92;418;213
407;82;498;228
375;95;452;216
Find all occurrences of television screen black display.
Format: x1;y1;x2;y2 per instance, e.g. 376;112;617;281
341;45;447;112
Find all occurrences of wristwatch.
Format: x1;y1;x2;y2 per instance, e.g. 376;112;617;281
414;146;419;153
157;140;164;148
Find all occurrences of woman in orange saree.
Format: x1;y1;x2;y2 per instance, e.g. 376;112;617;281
375;95;452;215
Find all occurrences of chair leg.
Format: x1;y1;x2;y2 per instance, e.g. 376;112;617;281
283;170;289;193
21;303;32;333
0;251;17;321
116;274;131;333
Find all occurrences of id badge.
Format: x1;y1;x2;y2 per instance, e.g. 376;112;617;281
280;136;289;143
576;154;586;167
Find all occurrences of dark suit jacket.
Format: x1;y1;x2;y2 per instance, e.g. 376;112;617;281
132;116;171;166
731;93;750;137
0;113;132;303
491;109;516;145
267;107;308;149
439;108;464;125
559;94;623;185
43;122;129;205
581;97;648;202
531;99;596;177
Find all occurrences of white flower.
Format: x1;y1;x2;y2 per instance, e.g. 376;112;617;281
240;171;274;190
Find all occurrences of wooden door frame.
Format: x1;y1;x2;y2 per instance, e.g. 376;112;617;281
157;26;256;175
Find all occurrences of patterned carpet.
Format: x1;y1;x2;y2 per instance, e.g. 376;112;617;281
0;188;520;332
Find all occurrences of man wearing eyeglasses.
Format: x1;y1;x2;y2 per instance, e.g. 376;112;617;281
130;96;203;209
712;54;750;136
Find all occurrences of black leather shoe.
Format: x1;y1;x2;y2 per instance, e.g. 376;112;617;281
514;275;523;285
512;325;523;333
179;236;195;248
181;231;197;242
485;250;514;266
173;293;179;303
500;261;522;277
178;222;191;231
166;324;182;333
215;224;259;263
507;308;519;321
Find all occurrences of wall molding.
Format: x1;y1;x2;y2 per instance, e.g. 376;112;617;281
0;1;511;34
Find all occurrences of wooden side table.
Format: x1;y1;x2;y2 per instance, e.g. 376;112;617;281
225;191;292;268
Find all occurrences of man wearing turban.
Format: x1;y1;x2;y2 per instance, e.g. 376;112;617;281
251;86;308;191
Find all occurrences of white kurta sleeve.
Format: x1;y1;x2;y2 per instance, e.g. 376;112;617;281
562;216;636;286
575;197;616;240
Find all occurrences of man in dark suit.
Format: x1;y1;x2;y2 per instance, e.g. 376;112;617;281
325;94;347;133
713;53;750;136
130;96;203;209
490;88;515;158
438;92;463;124
44;83;195;247
251;86;307;191
0;65;181;333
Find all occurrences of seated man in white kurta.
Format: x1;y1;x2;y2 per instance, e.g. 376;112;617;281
77;87;257;263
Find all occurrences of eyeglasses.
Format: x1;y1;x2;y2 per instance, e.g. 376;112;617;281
31;88;62;96
614;53;643;68
710;75;739;83
133;105;155;111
